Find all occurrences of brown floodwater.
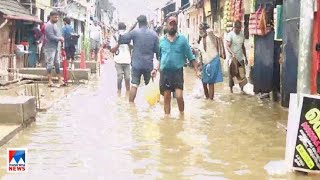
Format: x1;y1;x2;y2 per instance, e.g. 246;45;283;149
0;60;319;179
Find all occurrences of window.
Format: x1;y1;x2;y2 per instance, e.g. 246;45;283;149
40;9;44;22
193;18;195;33
74;20;79;33
162;3;176;19
181;0;190;9
196;17;198;29
187;19;190;28
81;22;85;36
51;0;58;6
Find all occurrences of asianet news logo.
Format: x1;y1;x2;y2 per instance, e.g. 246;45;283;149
7;148;27;173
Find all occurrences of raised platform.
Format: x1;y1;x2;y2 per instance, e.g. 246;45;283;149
60;61;98;73
19;68;91;80
0;96;36;124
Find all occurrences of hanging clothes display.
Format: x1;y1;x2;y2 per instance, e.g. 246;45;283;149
249;6;271;36
223;0;244;32
253;30;275;94
251;0;276;95
233;0;244;21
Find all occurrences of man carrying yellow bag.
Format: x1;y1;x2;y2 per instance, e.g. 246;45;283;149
151;16;201;115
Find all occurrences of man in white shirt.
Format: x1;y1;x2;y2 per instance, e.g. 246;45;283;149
89;20;102;61
110;22;132;94
226;20;248;93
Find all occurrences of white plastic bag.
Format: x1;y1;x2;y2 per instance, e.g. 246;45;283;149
243;83;254;95
192;79;204;99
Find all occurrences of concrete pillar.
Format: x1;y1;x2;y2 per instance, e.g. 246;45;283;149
297;0;315;100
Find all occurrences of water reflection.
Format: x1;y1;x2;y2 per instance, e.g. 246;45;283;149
0;61;319;179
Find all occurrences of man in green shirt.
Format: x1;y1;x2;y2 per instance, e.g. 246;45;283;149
152;16;201;115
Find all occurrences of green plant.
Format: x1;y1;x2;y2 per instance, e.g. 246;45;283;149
82;38;91;60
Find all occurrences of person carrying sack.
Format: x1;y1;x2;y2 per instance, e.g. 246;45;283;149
226;20;248;93
198;22;224;100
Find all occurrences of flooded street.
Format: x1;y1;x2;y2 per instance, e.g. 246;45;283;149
0;60;317;179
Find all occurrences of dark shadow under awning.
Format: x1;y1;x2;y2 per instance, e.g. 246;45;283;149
0;0;42;23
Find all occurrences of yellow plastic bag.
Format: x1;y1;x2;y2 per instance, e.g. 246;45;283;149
144;80;160;106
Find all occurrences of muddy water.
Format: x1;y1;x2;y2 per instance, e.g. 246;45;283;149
0;60;318;179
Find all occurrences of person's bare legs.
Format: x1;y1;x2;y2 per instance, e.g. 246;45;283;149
203;83;209;99
48;73;53;86
175;89;184;114
46;51;54;86
95;48;99;62
57;74;64;85
124;65;131;92
164;90;172;115
129;86;138;103
125;80;130;92
208;84;215;100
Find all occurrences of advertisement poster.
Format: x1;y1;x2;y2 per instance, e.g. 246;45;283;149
291;95;320;172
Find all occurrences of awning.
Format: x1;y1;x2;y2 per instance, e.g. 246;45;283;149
0;0;42;23
3;15;42;23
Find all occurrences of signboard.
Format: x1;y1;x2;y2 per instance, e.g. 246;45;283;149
286;94;320;173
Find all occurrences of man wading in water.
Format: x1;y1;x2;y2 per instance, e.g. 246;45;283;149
118;15;159;103
152;16;201;115
110;22;132;95
226;20;248;93
198;22;224;100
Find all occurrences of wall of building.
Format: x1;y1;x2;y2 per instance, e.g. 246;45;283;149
0;17;15;56
182;6;203;44
36;0;53;22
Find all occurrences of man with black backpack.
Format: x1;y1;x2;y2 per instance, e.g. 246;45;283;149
62;17;79;70
110;22;132;94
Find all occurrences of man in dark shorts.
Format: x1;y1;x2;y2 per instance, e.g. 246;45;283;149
152;16;201;115
62;17;76;69
118;15;159;102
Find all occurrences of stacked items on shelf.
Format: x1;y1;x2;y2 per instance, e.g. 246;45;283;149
223;0;233;32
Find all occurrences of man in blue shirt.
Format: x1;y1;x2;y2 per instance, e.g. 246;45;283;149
118;15;159;102
62;17;76;69
152;16;201;115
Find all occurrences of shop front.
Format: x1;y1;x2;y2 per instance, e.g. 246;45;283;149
0;0;41;82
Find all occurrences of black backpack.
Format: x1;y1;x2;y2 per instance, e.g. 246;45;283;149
113;33;132;56
69;33;80;46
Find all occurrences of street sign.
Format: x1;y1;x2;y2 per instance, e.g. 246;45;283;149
286;94;320;173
